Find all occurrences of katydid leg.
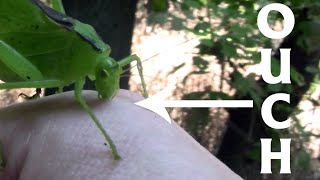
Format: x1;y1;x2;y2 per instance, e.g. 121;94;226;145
74;79;120;160
119;54;148;98
0;80;64;90
19;88;42;100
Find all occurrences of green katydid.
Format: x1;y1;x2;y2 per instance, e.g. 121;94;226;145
0;0;148;164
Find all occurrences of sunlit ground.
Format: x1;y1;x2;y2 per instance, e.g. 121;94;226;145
297;87;320;157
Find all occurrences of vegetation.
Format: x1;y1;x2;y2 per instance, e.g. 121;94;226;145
149;0;320;179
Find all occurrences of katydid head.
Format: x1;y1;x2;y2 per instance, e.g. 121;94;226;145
95;57;121;100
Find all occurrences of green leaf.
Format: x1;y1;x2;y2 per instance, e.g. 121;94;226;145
193;56;209;71
305;66;320;74
270;57;281;77
293;149;311;170
232;71;263;107
199;38;214;48
192;21;212;36
150;0;168;12
290;66;305;86
182;0;202;9
266;84;283;92
209;91;233;100
246;145;261;162
221;42;237;57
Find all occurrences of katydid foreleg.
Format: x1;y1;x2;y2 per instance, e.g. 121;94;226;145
119;54;148;98
74;78;120;160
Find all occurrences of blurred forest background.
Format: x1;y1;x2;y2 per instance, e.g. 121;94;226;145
0;0;319;179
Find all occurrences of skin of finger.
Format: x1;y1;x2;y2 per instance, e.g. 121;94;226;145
0;90;241;180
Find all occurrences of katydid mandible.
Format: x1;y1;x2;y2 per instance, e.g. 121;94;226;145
0;0;148;162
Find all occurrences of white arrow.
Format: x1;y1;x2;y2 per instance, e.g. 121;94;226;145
135;87;253;124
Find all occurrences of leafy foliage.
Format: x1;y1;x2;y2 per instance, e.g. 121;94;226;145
148;0;320;177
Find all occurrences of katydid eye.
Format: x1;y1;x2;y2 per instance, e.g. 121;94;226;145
100;69;109;77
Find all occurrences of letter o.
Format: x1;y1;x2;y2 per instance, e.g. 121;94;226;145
257;3;295;39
